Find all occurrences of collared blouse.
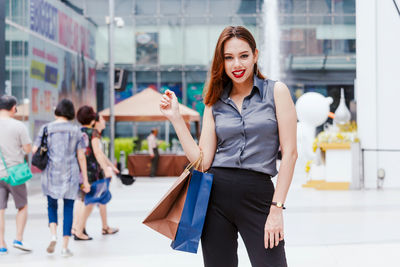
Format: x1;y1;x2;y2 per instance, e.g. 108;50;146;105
211;75;280;176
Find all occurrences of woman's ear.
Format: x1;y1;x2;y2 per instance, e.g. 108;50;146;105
254;48;259;63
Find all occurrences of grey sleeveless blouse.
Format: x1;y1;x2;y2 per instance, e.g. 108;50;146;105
211;75;279;176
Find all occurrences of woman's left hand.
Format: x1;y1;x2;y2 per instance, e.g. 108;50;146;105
264;206;284;249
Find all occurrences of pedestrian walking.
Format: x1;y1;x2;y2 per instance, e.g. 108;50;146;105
147;128;159;177
32;99;90;257
159;26;297;267
73;106;117;240
0;95;32;255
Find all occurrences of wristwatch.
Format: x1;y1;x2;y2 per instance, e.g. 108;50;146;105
271;201;286;209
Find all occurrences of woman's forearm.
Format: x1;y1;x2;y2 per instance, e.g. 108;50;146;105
77;151;89;184
170;115;201;163
273;151;297;204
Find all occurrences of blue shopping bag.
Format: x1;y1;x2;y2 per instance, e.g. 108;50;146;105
171;170;213;253
84;178;112;206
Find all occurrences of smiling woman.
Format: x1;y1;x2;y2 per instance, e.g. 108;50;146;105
159;26;297;267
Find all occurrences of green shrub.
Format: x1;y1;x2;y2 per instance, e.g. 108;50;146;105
141;139;170;152
158;140;170;151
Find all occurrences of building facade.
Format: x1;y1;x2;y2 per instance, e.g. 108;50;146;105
3;0;97;136
80;0;355;119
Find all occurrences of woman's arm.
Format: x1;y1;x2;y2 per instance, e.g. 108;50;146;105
265;81;298;249
160;90;217;170
104;153;119;173
32;125;45;154
77;149;90;193
92;137;113;177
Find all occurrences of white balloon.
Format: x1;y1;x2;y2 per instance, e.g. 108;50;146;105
296;92;333;127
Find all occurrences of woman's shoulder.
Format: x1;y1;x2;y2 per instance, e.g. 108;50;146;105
272;81;290;96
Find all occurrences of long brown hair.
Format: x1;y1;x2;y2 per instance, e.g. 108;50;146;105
203;26;265;106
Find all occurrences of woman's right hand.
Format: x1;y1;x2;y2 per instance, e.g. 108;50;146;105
82;182;91;193
160;90;180;121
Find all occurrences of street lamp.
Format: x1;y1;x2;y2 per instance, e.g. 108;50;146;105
107;0;115;163
107;0;125;163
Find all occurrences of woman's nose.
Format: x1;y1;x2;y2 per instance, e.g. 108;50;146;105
233;57;241;67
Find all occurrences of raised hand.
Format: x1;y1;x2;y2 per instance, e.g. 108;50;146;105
159;90;180;121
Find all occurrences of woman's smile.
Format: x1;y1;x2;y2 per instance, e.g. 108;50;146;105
232;69;246;78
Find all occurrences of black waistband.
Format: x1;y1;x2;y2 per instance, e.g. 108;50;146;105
208;167;272;180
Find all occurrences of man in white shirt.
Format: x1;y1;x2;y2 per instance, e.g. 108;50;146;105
0;95;32;254
147;128;159;177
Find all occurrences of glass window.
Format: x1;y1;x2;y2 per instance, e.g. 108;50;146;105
334;16;355;25
160;0;182;15
184;0;207;15
332;39;356;54
309;0;332;14
135;0;157;15
85;0;109;18
236;0;257;15
292;0;307;14
136;71;158;92
210;0;234;16
232;16;257;26
309;16;332;25
280;16;307;26
9;0;29;26
278;0;307;14
334;0;355;14
115;0;134;16
95;26;109;64
159;17;183;65
184;18;208;65
279;0;295;14
114;18;134;64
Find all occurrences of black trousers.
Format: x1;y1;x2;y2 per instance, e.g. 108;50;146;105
150;148;159;177
201;167;287;267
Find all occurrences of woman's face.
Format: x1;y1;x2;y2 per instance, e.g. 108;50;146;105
223;38;258;85
95;115;106;131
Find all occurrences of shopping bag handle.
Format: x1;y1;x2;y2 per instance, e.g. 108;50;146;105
184;149;203;172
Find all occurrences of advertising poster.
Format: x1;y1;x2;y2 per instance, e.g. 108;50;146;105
136;32;158;65
115;83;133;103
29;0;96;135
187;83;205;116
160;83;182;103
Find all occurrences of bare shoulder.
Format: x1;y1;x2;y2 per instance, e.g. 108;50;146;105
273;81;290;95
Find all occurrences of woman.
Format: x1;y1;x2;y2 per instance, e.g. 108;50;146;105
93;114;119;235
33;99;90;257
160;26;297;266
73;106;116;240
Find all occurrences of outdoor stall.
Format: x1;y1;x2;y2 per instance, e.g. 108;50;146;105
100;88;200;177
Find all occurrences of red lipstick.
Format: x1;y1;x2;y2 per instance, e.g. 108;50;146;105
232;69;245;78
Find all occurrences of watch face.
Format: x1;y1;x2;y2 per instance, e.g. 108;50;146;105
277;202;283;208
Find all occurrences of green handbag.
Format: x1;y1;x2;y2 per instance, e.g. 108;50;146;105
0;148;33;186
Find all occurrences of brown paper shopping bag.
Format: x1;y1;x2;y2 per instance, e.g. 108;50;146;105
142;154;202;240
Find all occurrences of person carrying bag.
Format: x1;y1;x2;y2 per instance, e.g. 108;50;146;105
158;26;297;267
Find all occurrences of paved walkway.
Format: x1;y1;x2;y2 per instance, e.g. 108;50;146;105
1;175;399;267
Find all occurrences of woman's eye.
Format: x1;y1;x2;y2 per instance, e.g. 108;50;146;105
224;56;233;60
241;54;249;58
